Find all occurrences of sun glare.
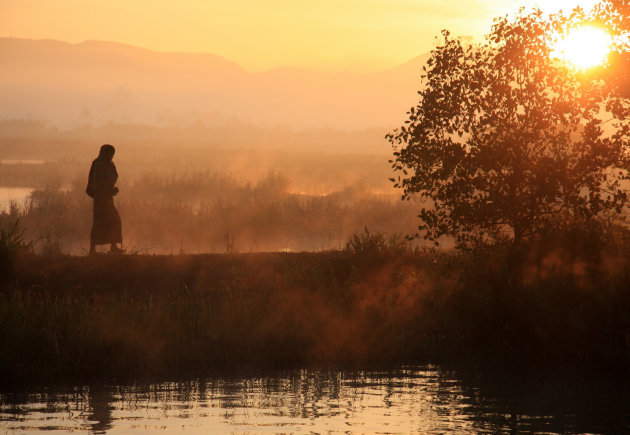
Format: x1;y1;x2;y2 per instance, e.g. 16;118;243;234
553;26;613;70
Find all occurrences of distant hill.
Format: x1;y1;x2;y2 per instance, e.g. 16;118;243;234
0;38;429;130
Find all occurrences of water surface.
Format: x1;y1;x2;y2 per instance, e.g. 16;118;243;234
0;187;33;212
1;367;628;434
0;160;45;165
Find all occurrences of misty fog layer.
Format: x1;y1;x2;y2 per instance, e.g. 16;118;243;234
0;139;423;254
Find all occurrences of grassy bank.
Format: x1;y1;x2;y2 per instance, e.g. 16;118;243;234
2;224;630;387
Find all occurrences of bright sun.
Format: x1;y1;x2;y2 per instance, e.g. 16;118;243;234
553;25;613;70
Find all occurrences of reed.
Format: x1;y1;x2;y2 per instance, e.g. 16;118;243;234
2;221;630;387
6;169;420;254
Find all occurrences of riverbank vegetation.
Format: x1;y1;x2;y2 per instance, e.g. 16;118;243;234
0;144;421;253
1;169;419;254
2;220;630;387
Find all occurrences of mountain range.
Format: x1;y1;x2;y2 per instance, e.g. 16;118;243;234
0;38;429;130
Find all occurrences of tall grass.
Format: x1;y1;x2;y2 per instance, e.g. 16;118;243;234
8;169;421;254
345;226;410;255
0;218;33;282
2;222;630;386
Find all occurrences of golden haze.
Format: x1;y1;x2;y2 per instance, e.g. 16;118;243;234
1;0;598;72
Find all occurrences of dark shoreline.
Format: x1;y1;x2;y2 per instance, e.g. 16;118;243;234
2;245;630;388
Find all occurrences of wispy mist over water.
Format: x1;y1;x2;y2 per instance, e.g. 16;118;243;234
0;137;425;253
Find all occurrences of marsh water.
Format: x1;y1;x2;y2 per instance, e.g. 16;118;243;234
0;187;33;212
1;367;629;434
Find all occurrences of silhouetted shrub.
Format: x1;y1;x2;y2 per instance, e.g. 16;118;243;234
0;218;32;282
344;227;409;257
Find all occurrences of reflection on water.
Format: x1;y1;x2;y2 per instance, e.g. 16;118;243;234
0;160;45;165
1;367;629;434
0;187;33;212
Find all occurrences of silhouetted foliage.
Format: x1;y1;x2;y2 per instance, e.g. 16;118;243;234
387;9;630;248
344;227;409;257
0;218;32;281
5;230;630;385
597;0;630;34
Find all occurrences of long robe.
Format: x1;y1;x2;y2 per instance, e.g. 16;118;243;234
86;158;122;245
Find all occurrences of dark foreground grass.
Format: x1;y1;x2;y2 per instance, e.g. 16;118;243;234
2;232;630;387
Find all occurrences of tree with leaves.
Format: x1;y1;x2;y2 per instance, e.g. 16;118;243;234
387;8;630;248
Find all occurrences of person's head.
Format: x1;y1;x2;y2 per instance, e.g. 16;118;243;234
99;144;115;160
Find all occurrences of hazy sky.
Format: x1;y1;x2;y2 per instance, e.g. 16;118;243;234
1;0;601;72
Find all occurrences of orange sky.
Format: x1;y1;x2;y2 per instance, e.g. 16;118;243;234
1;0;601;72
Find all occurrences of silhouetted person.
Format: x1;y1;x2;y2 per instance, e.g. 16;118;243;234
86;144;123;254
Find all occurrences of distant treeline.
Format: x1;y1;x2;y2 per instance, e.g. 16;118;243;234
0;118;388;155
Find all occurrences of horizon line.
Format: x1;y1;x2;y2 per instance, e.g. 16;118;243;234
0;35;430;75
